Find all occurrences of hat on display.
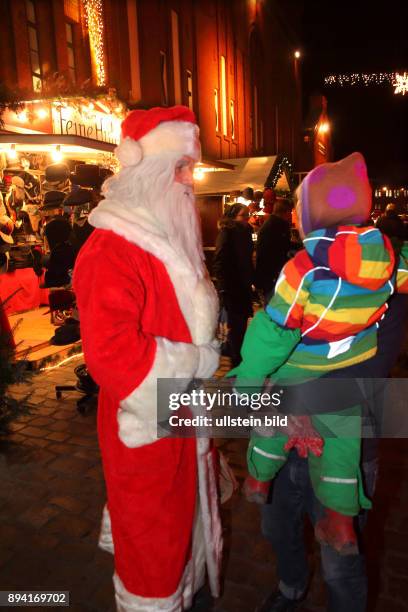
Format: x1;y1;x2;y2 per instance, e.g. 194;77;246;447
71;164;101;188
63;188;92;207
115;105;200;167
42;190;66;210
298;152;371;236
11;175;25;189
0;215;14;244
45;163;70;183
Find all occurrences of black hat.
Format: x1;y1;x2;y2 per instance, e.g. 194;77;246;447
45;163;70;183
63;188;92;207
42;190;66;210
71;164;102;188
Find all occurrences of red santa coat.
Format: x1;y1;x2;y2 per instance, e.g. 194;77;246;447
73;200;221;611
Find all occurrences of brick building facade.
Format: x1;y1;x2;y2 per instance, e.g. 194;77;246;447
0;0;303;169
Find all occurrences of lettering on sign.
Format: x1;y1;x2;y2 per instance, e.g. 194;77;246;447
52;105;122;145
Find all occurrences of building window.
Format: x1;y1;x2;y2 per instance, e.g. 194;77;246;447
214;89;220;132
64;0;80;22
171;10;181;105
253;85;258;149
160;51;168;106
66;22;76;83
26;0;42;92
187;70;193;110
220;56;227;136
230;99;235;140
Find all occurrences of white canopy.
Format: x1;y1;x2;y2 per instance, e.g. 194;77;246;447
194;155;291;195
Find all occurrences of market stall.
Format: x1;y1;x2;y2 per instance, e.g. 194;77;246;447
194;154;295;269
0;95;125;360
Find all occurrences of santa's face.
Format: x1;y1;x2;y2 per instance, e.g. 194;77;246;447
174;155;196;186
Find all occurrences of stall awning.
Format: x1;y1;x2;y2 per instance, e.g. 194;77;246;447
0;133;115;162
194;155;293;196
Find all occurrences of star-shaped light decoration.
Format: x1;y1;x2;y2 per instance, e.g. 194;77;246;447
394;72;408;95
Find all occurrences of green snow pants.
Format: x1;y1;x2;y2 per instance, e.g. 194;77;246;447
247;406;372;516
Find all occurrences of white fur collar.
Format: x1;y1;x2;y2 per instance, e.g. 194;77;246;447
89;198;218;344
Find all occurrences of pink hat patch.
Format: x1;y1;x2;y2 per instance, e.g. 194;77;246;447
327;186;357;210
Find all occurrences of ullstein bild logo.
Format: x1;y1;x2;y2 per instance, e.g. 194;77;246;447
167;413;288;429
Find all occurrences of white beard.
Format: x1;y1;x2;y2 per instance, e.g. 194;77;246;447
150;182;205;276
100;155;206;276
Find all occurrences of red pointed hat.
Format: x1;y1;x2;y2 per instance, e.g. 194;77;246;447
116;105;200;167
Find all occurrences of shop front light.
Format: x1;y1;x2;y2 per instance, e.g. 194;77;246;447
36;107;48;119
52;145;63;162
194;167;205;181
7;144;18;160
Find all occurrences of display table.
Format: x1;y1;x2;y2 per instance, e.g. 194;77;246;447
0;269;49;315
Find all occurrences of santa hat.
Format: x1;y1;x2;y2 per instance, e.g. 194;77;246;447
115;105;200;167
299;152;372;235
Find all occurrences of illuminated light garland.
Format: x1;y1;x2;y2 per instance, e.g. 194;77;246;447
324;72;397;87
83;0;106;86
394;72;408;95
40;352;84;372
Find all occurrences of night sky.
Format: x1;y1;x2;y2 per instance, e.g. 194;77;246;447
300;1;408;185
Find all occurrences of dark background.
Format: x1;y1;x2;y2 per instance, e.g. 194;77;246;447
300;1;408;185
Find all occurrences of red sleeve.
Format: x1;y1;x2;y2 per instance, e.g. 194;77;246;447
73;232;156;403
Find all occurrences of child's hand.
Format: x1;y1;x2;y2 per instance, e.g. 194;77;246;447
284;415;323;458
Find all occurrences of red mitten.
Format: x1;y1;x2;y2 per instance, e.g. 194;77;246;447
315;508;358;555
242;475;270;504
284;415;323;458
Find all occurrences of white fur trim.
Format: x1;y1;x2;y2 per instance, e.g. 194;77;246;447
113;560;194;612
115;137;143;167
140;121;200;162
89;202;219;345
98;504;114;554
196;341;220;378
196;438;223;597
118;336;199;448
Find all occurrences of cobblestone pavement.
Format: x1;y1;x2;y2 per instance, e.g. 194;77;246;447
1;356;408;611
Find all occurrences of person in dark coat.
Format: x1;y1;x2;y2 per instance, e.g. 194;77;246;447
255;198;293;302
43;220;75;287
213;203;254;366
376;203;405;248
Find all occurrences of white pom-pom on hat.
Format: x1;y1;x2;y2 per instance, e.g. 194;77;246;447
115;137;143;168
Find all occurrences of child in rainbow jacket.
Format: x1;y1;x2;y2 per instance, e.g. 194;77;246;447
228;152;408;554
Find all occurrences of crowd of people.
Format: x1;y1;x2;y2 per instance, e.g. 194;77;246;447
2;104;408;612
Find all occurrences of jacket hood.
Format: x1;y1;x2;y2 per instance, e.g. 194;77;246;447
303;225;395;290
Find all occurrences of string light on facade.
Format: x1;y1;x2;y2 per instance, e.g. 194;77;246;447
83;0;106;86
324;72;397;87
393;72;408;95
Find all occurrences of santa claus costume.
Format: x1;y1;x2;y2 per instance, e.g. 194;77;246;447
73;106;222;611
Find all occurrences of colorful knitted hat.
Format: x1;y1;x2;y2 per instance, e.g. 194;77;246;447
115;105;200;167
299;152;372;235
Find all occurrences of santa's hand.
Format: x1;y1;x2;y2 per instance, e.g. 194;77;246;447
195;340;220;378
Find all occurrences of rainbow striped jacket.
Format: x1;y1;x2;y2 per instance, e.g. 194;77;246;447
235;226;408;382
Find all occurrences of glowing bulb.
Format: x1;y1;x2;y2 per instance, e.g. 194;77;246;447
7;144;17;160
194;168;205;181
52;145;63;162
36;108;48;119
294;50;301;59
16;110;28;122
318;122;330;134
